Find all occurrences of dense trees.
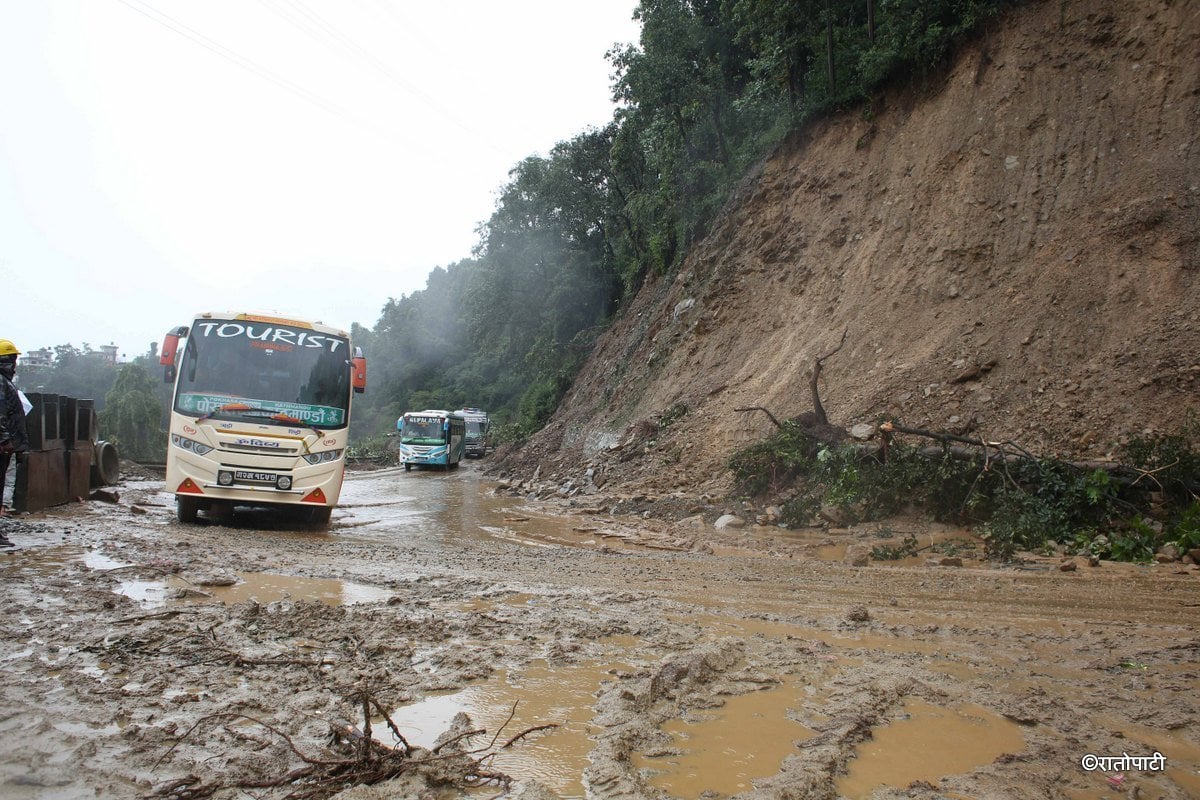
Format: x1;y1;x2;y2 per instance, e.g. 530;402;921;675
101;364;165;461
18;342;170;461
349;0;1023;443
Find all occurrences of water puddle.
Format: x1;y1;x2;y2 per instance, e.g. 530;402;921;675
382;658;630;798
0;545;129;577
201;572;392;606
633;679;815;797
837;698;1026;798
106;569;392;609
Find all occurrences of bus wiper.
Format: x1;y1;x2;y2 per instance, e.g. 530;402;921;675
269;412;325;438
196;405;323;436
196;403;252;422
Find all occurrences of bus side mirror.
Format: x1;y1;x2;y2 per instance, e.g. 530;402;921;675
351;347;367;394
160;326;187;383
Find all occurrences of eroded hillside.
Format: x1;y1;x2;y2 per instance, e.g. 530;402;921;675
496;0;1199;501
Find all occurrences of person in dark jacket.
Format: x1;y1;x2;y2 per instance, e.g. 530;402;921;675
0;339;29;540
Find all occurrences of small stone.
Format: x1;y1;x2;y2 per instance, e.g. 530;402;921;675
846;605;870;622
844;544;870;567
714;514;744;530
850;423;876;440
1059;560;1078;572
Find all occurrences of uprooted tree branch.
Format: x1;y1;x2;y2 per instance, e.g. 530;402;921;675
147;686;558;800
737;329;849;446
729;332;1199;559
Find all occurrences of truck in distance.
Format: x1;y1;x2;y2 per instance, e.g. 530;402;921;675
454;407;491;457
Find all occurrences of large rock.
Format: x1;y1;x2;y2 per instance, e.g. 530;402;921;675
714;514;745;529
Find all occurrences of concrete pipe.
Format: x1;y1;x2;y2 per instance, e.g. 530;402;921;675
91;440;120;487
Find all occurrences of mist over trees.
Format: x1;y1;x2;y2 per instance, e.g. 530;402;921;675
355;0;1024;443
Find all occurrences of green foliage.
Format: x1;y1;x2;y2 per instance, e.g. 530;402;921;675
1121;417;1200;511
728;419;820;497
1107;519;1159;564
1170;501;1200;552
871;534;918;560
977;463;1122;559
100;363;166;462
727;420;1186;563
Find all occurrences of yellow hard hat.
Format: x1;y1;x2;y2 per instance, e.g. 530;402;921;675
0;339;19;357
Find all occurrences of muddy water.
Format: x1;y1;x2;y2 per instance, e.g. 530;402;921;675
382;658;632;798
337;467;639;553
836;698;1026;798
633;679;816;798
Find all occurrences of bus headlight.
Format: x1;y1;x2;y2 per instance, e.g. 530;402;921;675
172;434;214;456
217;470;234;486
302;449;343;465
276;475;293;490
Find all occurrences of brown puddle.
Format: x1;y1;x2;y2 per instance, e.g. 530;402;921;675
382;658;631;798
113;570;392;608
837;698;1026;798
200;572;392;606
633;678;814;798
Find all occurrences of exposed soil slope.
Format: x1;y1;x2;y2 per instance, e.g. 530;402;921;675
496;0;1200;502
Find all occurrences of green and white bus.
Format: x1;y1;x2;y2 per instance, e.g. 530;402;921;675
396;410;465;471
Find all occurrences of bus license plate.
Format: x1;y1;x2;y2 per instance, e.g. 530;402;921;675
234;470;277;483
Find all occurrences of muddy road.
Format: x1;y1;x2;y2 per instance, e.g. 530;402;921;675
1;463;1198;799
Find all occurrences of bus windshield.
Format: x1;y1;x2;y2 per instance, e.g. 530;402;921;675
174;320;351;428
401;416;445;444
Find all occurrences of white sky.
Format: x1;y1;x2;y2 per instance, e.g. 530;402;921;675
0;1;640;361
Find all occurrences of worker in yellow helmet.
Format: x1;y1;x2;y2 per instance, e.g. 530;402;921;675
0;339;29;538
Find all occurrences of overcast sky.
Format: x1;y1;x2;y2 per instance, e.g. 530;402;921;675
0;1;640;361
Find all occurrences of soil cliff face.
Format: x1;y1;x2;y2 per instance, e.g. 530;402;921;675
501;0;1200;500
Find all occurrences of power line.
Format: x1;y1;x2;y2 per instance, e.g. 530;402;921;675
256;0;497;154
111;0;430;153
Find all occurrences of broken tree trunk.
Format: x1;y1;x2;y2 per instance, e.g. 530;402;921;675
735;330;849;446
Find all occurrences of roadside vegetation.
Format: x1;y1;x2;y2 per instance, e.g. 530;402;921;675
728;416;1200;563
349;0;1026;441
17;343;168;462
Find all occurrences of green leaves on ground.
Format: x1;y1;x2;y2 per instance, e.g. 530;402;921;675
729;423;1200;563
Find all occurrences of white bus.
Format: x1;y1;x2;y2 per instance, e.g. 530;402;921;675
159;312;366;526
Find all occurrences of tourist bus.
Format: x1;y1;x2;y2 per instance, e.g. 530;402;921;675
159;312;366;526
396;410;465;471
454;408;491;457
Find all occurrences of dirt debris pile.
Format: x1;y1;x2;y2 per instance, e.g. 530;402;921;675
494;0;1200;504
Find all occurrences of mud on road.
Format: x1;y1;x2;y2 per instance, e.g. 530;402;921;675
1;463;1198;800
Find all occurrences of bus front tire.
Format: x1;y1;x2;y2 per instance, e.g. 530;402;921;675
177;497;200;524
404;463;411;472
308;506;332;527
